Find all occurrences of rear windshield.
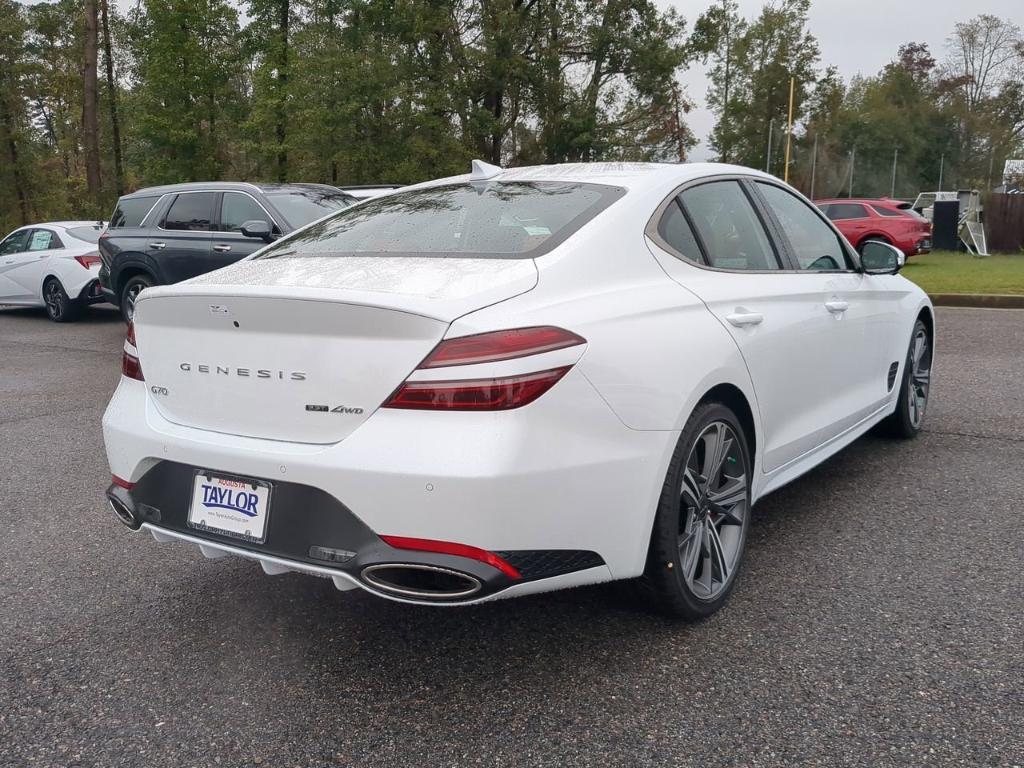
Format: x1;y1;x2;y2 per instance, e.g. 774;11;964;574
109;196;158;228
66;226;102;243
266;191;355;229
257;181;624;260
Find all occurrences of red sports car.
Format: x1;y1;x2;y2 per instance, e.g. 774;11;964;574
816;198;933;257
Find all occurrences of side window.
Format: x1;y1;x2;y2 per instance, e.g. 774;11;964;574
680;181;779;271
28;230;61;251
220;192;270;232
656;199;704;265
825;203;868;221
0;229;31;255
757;183;850;271
162;193;216;231
109;196;158;228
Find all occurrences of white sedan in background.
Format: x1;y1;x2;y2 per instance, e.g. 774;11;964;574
0;221;107;321
103;162;933;619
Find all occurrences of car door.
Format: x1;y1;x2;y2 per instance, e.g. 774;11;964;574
210;191;280;267
751;181;901;437
645;178;872;474
0;228;37;303
9;228;64;302
153;192;215;283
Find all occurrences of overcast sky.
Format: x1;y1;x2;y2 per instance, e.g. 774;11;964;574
669;0;1024;159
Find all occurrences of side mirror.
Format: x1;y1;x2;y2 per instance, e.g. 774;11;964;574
859;241;905;275
240;219;273;242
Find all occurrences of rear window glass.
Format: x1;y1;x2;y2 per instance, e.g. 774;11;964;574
266;191;355;229
66;226;102;243
109;197;158;228
257;182;624;260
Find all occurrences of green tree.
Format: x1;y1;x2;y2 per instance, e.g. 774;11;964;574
702;0;819;173
126;0;249;183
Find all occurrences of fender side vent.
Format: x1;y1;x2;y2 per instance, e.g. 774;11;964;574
887;361;899;391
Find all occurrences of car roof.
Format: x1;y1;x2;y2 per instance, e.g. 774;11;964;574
816;198;898;206
401;162;775;194
10;221;105;231
121;181;348;198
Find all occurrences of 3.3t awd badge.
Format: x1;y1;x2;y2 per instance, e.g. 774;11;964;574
305;404;364;415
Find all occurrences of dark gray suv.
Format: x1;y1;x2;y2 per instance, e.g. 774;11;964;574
98;182;355;322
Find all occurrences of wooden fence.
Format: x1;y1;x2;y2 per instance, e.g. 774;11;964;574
986;194;1024;253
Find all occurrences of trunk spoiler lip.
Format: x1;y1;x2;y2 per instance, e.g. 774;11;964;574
135;262;540;325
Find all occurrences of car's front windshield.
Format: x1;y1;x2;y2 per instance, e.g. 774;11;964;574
257;181;624;260
267;191;355;229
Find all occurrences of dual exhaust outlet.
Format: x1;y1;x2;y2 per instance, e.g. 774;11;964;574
106;486;482;601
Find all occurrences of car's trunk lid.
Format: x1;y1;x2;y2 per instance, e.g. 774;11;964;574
133;256;537;444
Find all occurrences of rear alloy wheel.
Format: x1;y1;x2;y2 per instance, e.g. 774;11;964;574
886;319;932;438
641;402;751;619
120;274;153;323
43;278;80;323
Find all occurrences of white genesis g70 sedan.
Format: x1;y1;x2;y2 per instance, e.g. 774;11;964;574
102;162;934;618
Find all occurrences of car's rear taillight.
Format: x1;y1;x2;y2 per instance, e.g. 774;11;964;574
74;252;102;269
122;321;143;381
384;367;571;411
383;326;585;412
418;326;585;368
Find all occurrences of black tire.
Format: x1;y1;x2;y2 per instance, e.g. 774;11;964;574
884;318;932;439
43;277;81;323
120;274;153;323
640;401;753;620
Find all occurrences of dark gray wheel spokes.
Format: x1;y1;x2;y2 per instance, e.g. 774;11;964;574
908;328;931;429
45;281;64;319
678;421;748;601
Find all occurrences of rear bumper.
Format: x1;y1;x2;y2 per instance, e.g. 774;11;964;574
75;278;107;304
98;266;118;305
106;468;605;604
102;371;675;602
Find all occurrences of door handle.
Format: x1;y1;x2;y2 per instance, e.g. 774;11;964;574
825;300;849;314
149;242;166;250
726;311;764;327
213;244;232;252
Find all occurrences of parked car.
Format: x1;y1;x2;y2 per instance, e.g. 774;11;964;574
816;197;932;257
0;221;107;321
103;162;934;620
98;182;356;322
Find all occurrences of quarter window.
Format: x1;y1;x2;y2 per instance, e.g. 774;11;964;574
109;196;158;228
163;193;216;231
757;183;849;270
220;192;270;233
872;206;904;218
680;181;779;271
657;200;704;265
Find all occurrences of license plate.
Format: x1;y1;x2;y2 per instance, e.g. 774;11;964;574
187;471;272;543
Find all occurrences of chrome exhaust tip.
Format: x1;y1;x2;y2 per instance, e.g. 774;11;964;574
361;563;482;600
106;487;141;530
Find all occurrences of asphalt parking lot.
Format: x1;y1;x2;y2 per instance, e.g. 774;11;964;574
1;304;1021;768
